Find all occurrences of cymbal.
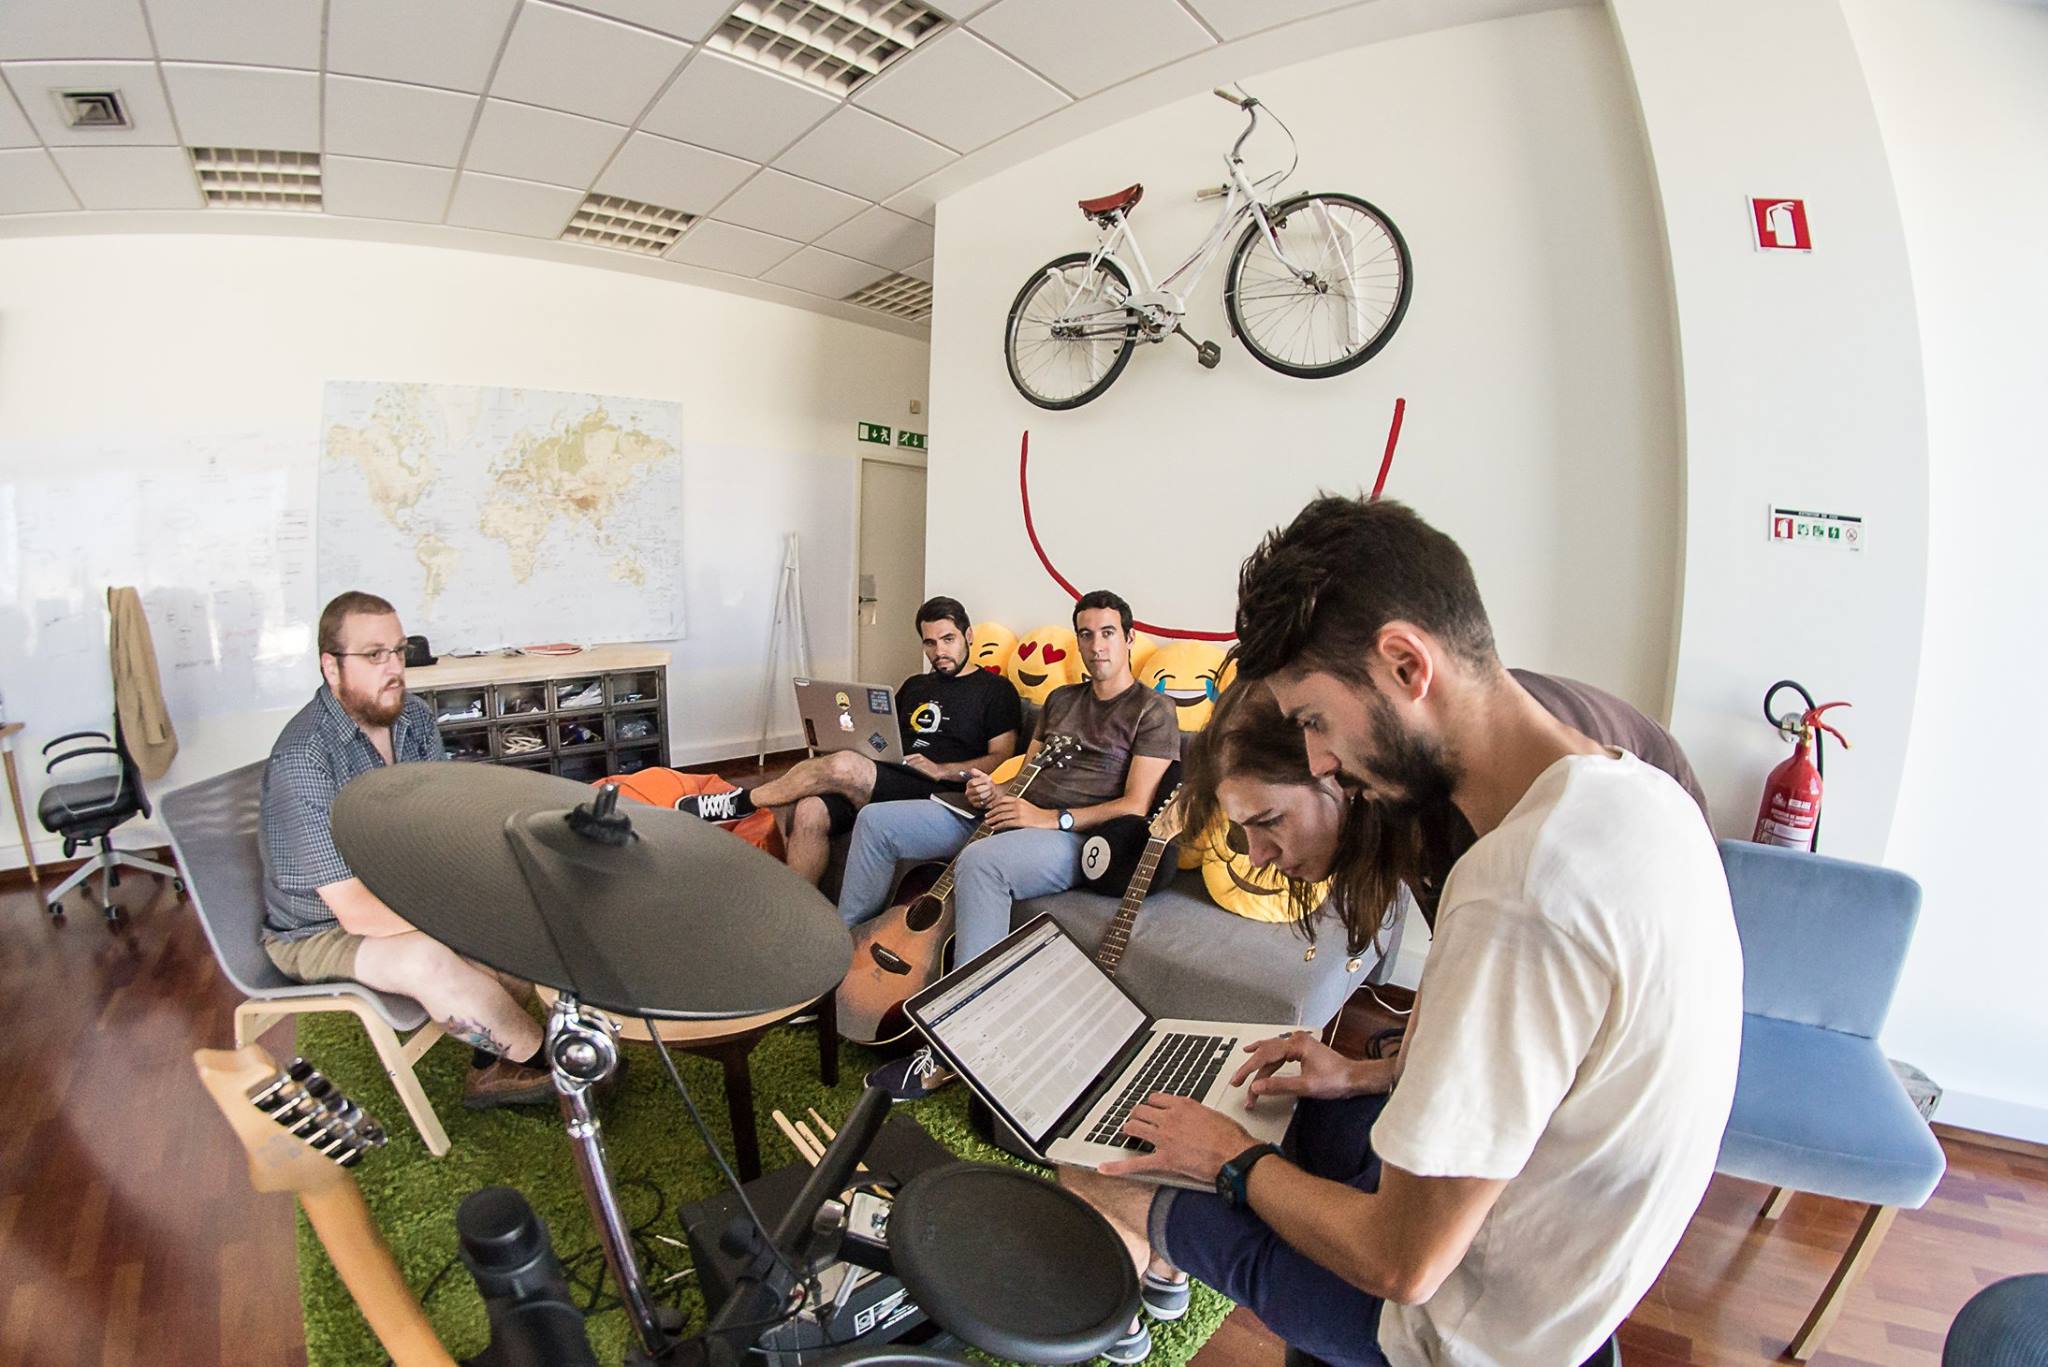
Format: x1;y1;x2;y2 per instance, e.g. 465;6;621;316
331;764;852;1020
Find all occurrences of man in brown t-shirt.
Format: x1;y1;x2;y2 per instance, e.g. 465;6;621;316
839;589;1179;1100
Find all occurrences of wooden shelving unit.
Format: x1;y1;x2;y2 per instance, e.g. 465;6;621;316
404;645;670;782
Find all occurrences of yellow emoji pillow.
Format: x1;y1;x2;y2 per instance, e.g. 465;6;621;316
1006;625;1083;705
1138;640;1228;733
968;621;1018;676
1195;816;1332;923
1126;631;1161;678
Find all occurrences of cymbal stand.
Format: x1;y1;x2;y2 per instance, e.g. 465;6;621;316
547;992;681;1360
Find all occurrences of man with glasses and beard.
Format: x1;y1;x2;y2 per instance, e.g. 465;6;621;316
258;591;554;1109
676;596;1022;889
1059;500;1742;1367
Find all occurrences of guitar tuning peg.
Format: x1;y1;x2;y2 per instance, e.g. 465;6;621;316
1345;956;1362;973
286;1058;315;1082
357;1121;388;1149
335;1145;366;1169
249;1073;292;1112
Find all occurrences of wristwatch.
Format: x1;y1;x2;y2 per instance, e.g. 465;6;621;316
1216;1142;1284;1208
1057;808;1075;832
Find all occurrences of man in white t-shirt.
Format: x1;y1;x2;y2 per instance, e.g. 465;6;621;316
1063;497;1743;1367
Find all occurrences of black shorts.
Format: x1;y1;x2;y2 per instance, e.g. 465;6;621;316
816;760;966;837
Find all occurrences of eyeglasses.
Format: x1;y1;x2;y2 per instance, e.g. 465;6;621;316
330;646;406;666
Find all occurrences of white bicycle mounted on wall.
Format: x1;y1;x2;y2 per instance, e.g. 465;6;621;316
1003;87;1412;411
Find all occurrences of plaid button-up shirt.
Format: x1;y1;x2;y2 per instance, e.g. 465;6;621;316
259;685;443;940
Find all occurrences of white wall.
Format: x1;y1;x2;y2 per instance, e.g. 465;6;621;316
1844;0;2048;1141
1608;0;1929;865
926;6;1682;724
0;233;927;869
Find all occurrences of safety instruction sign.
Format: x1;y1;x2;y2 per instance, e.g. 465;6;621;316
1770;506;1863;551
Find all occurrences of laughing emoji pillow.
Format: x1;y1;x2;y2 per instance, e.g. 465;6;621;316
1125;631;1161;678
969;621;1018;675
1138;641;1228;732
1006;625;1083;705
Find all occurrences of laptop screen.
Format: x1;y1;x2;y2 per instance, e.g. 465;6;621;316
909;917;1147;1145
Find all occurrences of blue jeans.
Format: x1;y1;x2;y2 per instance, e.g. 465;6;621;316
1150;1092;1394;1367
837;800;1085;965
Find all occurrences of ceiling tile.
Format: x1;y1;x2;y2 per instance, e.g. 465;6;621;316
593;131;754;215
814;204;932;270
883;182;937;225
905;256;932;284
50;145;202;209
772;107;952;204
1180;0;1355;41
569;0;729;42
465;99;624;189
322;154;456;222
640;51;836;165
0;0;152;61
446;169;583;237
0;149;79;213
145;0;324;69
970;0;1212;98
0;87;37;149
326;0;520;93
939;0;997;13
325;76;479;166
665;219;801;276
2;61;178;147
851;28;1066;153
761;245;889;299
490;3;689;125
162;64;320;151
710;168;864;240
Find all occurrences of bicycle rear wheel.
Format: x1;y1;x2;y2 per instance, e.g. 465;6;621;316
1224;192;1410;379
1004;252;1137;410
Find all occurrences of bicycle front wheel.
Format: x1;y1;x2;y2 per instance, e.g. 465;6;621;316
1224;192;1411;379
1004;252;1137;410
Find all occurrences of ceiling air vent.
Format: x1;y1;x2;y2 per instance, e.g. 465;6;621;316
189;147;322;210
56;89;131;130
709;0;949;95
844;272;932;322
562;195;693;256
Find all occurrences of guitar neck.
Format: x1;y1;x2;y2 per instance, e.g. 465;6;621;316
300;1183;458;1367
928;752;1056;902
1096;837;1170;975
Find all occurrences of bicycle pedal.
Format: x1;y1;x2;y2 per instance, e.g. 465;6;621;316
1197;341;1222;369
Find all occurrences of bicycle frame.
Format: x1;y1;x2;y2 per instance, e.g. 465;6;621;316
1052;102;1312;338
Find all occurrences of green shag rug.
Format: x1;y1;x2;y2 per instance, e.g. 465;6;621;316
293;1014;1232;1365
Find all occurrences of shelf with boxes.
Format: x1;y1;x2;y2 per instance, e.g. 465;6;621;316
404;645;671;783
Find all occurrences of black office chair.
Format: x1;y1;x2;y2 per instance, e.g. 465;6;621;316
37;722;181;924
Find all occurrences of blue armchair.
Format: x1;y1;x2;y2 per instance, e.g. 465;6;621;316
1714;839;1947;1360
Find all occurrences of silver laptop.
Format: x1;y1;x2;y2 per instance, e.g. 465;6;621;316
907;914;1298;1190
793;677;905;764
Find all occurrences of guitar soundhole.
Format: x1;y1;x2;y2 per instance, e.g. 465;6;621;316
904;895;945;934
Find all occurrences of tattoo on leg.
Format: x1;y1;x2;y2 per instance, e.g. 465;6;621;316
444;1016;509;1056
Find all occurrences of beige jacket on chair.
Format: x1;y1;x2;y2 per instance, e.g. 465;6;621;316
108;586;179;781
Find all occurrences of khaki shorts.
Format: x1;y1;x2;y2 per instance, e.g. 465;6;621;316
264;924;365;983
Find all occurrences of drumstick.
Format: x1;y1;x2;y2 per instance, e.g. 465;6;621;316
771;1109;823;1165
807;1107;870;1174
794;1120;829;1160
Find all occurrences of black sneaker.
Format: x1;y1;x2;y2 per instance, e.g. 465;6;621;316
1140;1269;1190;1321
676;789;753;822
865;1046;954;1101
1102;1319;1152;1364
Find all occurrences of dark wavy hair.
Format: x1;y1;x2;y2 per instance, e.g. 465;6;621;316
1233;496;1498;684
1071;589;1133;634
1180;677;1414;960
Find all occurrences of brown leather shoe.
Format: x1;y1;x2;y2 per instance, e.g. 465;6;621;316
462;1057;558;1110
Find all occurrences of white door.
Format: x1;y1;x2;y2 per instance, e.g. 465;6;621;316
856;459;928;686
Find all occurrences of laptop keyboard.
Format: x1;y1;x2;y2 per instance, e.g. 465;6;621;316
1085;1032;1238;1151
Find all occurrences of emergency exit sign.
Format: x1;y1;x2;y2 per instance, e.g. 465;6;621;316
897;430;926;451
1770;506;1864;551
857;421;892;444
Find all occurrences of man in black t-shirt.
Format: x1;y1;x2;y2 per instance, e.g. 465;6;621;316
678;597;1023;887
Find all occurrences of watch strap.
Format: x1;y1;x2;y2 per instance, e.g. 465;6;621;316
1218;1142;1284;1208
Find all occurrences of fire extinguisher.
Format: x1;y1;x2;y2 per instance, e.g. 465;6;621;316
1753;680;1850;851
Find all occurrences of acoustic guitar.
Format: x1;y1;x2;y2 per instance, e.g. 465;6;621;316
194;1044;457;1367
1091;785;1185;979
837;732;1079;1045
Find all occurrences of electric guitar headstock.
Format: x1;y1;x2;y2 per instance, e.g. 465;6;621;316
194;1044;389;1196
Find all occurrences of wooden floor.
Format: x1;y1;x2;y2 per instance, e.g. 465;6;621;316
3;863;2044;1366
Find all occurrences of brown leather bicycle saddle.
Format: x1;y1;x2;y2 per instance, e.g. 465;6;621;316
1077;183;1143;220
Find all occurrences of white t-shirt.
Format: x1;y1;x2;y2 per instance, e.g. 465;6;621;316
1372;749;1742;1367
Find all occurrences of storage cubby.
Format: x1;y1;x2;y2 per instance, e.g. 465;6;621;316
553;676;605;711
404;647;671;782
432;687;487;725
493;722;549;762
557;752;609;784
443;729;491;762
556;715;606;752
609;671;661;706
496;681;548;717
